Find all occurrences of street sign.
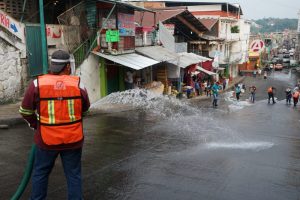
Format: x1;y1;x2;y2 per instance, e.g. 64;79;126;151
250;40;265;52
105;30;120;42
0;10;25;42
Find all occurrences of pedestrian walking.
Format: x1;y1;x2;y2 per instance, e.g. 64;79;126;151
285;87;292;105
258;68;262;76
264;71;267;79
267;86;276;104
203;81;207;95
249;85;257;103
292;90;300;107
194;81;200;96
253;70;257;78
235;84;241;101
19;50;90;200
206;82;211;97
222;79;227;90
211;81;221;107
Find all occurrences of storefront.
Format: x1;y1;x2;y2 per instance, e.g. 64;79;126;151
93;51;159;96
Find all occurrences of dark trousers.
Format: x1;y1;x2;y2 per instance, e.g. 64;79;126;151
268;92;275;103
236;92;241;101
286;95;291;104
206;89;211;97
30;146;82;200
250;92;255;102
293;97;298;107
212;93;218;106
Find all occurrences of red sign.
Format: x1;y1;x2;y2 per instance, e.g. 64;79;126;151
250;40;265;52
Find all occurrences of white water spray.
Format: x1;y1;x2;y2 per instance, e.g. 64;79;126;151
91;89;274;151
90;89;196;118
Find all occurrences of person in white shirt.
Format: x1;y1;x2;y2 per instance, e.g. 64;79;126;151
125;70;134;90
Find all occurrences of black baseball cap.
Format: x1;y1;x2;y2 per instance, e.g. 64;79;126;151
49;50;70;73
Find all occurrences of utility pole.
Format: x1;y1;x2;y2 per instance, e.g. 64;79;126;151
39;0;48;74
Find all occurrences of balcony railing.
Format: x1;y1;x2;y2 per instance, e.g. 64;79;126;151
219;33;240;41
72;32;97;68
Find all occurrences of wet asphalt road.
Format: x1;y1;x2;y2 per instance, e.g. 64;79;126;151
1;70;300;200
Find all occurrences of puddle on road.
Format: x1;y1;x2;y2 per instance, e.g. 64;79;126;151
91;89;274;152
224;91;254;112
204;142;274;151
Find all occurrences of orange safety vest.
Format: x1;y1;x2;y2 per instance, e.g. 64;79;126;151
38;74;83;145
267;87;273;93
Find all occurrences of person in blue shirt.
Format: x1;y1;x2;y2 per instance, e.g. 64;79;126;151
194;81;200;96
211;82;221;107
235;84;241;101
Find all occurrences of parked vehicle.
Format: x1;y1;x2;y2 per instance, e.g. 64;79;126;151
283;58;290;63
290;60;298;67
274;63;283;70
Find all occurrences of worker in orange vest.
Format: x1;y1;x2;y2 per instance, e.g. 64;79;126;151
19;50;90;199
267;86;276;104
293;90;300;107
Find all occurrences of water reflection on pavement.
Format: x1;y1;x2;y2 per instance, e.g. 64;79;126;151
2;70;300;200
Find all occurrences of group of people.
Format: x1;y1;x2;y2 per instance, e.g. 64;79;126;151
231;84;300;107
285;87;300;106
234;84;256;103
266;86;300;107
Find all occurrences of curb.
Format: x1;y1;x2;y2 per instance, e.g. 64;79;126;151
0;117;25;127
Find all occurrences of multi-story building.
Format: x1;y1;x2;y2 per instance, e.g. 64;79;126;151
296;10;300;62
128;1;251;79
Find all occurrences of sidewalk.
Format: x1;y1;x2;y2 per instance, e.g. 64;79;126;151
0;101;23;127
0;76;246;127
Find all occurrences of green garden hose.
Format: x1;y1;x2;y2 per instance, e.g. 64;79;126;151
11;144;36;200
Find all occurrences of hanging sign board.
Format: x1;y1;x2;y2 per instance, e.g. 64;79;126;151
117;13;135;36
0;10;25;42
250;40;265;52
106;30;120;42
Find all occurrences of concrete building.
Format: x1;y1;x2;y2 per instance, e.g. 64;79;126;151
128;1;251;79
296;9;300;62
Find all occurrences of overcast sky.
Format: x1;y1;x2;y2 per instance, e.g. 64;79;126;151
229;0;300;19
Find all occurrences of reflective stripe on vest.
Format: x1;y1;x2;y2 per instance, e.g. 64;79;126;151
38;74;83;145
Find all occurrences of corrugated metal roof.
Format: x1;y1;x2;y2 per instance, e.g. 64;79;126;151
97;0;155;12
92;51;159;70
178;52;212;68
136;46;212;68
198;18;218;30
135;9;208;32
136;46;179;64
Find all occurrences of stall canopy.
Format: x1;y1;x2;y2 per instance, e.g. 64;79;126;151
92;51;159;70
178;52;212;68
136;46;212;69
135;46;179;65
197;66;216;76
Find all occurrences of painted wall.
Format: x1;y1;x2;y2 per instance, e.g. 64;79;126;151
0;38;28;103
78;54;101;104
188;5;222;12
